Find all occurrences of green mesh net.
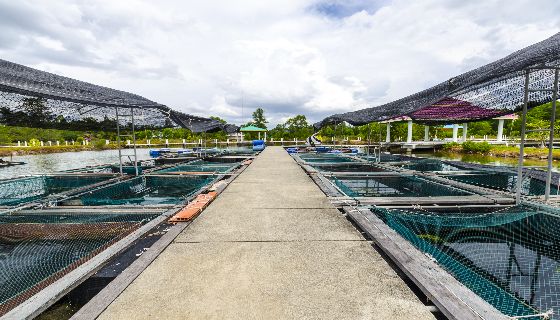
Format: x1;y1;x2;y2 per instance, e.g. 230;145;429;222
371;205;560;319
312;163;388;173
298;154;359;163
0;175;113;206
76;175;214;206
154;160;237;174
442;172;560;196
330;175;471;197
0;211;160;316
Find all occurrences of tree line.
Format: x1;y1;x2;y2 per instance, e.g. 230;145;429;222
1;97;558;144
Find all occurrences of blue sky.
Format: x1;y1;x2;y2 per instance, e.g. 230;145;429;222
0;0;559;127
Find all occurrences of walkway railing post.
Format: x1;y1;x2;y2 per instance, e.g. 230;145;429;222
516;69;531;204
545;68;559;201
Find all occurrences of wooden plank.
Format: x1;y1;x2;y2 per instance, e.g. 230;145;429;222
344;206;508;320
353;195;513;206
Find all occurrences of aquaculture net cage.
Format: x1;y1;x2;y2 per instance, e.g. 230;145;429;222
442;171;560;196
330;175;471;198
76;175;215;206
0;175;114;206
0;210;161;316
371;204;560;319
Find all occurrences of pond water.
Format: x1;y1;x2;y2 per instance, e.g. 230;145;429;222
0;149;153;180
415;151;560;172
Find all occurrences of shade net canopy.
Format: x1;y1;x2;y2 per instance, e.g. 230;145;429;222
0;59;237;133
315;32;560;128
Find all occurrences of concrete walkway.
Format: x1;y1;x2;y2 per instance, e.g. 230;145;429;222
98;147;435;320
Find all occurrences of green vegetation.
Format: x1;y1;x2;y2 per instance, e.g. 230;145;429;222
251;108;268;129
460;141;492;153
442;142;560;160
268;115;314;140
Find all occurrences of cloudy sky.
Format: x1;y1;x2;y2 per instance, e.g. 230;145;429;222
1;0;559;127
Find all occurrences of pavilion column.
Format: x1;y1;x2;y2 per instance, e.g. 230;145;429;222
264;132;267;141
497;119;504;142
452;124;459;142
258;132;261;140
407;120;413;143
424;126;429;142
386;123;391;143
462;123;468;142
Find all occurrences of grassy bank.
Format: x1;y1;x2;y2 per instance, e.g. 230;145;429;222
442;141;560;160
0;144;120;157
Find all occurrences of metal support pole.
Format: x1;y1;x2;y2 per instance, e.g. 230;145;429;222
545;69;559;201
131;108;139;176
115;107;123;175
516;70;531;204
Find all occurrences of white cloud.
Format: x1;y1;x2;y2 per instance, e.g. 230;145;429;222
0;0;559;126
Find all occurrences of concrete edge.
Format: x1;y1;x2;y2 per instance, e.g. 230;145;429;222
343;206;509;320
69;160;252;320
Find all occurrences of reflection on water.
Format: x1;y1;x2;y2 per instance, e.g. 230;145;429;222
331;176;471;197
0;149;152;180
416;152;560;172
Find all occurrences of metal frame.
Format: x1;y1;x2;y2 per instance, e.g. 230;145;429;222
115;106;139;176
516;67;560;204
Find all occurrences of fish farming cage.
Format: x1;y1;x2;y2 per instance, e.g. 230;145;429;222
292;146;560;319
297;154;361;164
69;175;217;206
0;209;163;317
0;174;118;207
312;163;389;173
369;203;560;319
329;175;472;198
153;161;240;175
0;152;250;317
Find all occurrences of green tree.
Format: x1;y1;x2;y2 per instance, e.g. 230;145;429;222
21;97;53;127
285;115;313;139
251;108;268;129
210;116;227;124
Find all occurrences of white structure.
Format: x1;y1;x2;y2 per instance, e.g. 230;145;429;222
407;120;413;143
494;114;518;142
452;124;459;142
380;116;411;143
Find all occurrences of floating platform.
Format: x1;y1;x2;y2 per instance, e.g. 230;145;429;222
76;147;435;320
